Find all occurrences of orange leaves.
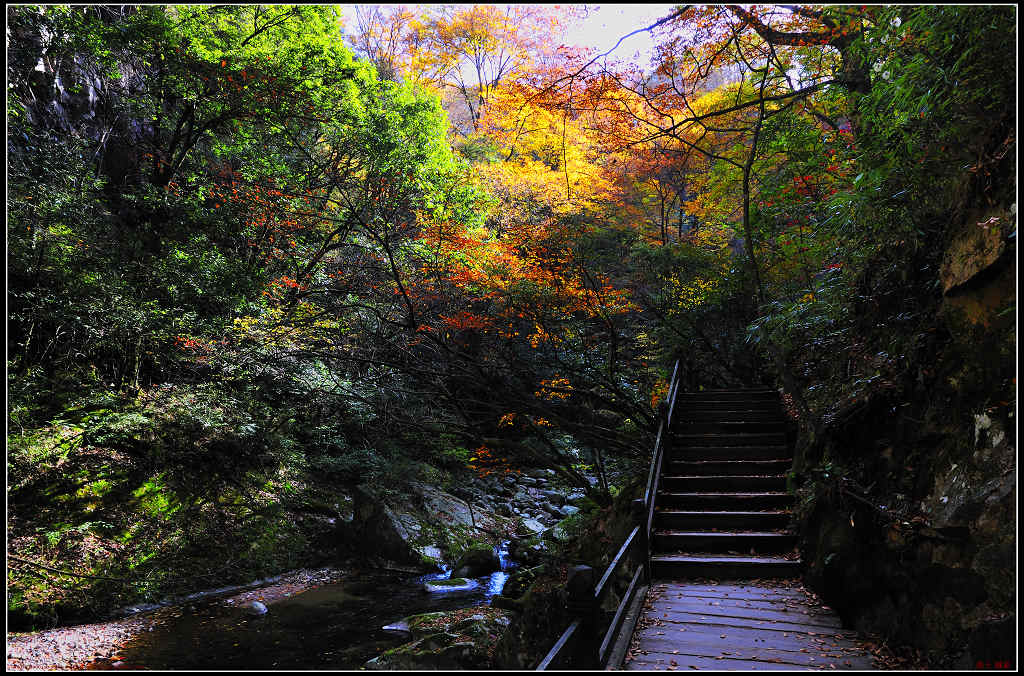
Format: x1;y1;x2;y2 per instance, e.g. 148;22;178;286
650;379;670;409
535;376;572;401
466;444;517;478
439;310;493;331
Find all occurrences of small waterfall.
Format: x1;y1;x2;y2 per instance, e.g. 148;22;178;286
486;540;515;596
495;540;513;571
418;540;516;596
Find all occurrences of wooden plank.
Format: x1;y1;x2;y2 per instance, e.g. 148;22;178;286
634;624;866;653
638;610;851;635
630;634;875;670
624;653;835;670
651;582;814;600
664;592;836;613
646;600;844;628
632;640;874;669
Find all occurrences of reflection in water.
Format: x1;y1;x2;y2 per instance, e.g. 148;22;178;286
99;542;516;670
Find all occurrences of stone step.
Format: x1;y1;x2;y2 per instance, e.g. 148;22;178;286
651;553;800;579
652;530;797;553
666;459;792;476
676;410;785;422
655;510;791;531
668;445;792;461
671;432;788;447
675;400;782;412
657;492;793;510
677;390;778;401
674;421;787;434
659;474;787;492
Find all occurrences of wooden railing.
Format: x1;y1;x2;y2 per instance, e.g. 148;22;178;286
537;360;681;670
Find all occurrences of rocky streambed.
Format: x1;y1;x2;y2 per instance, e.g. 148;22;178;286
9;468;593;670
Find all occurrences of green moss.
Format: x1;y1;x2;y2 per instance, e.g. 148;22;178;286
428;577;472;587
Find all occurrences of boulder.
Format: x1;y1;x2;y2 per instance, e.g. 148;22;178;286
343;486;440;570
508;536;550;566
501;564;547;599
343;484;514;571
365;607;513;670
940;210;1011;293
542;502;563;517
452;545;501;578
559;505;581;518
519;518;547;534
541;490;566;506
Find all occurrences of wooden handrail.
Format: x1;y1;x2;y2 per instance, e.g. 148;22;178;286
537;359;682;670
598;564;644;664
593;526;639;600
642;421;664;509
536;620;581;670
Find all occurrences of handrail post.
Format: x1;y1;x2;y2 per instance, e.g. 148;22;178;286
565;564;598;669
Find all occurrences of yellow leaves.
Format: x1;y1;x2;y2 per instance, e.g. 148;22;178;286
668;272;720;312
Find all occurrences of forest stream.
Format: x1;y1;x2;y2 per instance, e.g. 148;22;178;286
85;544;515;670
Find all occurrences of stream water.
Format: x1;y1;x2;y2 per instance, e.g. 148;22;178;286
92;544;516;670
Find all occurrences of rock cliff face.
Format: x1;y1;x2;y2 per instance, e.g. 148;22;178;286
796;201;1016;668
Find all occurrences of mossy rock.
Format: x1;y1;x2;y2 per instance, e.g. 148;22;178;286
366;608;512;670
423;577;477;592
501;564;547;600
452;543;500;577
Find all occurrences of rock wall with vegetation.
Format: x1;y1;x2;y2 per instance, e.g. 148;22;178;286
762;7;1017;667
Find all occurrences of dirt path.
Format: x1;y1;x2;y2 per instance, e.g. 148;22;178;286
6;567;347;671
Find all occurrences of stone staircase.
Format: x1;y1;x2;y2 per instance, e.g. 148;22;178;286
650;389;800;579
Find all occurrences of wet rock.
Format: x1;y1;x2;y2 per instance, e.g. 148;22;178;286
519;518;546;534
508;537;550;566
423;578;477;593
452;545;500;578
566;490;587;503
501;564;547;599
381;620;412;639
245;601;267;615
558;505;581;518
541;490;565;506
365;608;513;670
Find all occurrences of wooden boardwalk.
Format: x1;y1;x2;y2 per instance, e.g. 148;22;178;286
623;579;876;670
621;389;875;671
